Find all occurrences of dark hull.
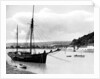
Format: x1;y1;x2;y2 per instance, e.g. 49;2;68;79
8;52;47;63
74;54;85;57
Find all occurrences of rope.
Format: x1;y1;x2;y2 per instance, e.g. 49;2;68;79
48;53;70;62
34;25;49;42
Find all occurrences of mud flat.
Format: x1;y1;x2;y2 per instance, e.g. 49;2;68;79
6;62;34;74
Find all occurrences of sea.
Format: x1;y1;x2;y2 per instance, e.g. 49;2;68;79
6;48;94;74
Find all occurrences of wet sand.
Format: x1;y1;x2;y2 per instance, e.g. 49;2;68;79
6;62;34;74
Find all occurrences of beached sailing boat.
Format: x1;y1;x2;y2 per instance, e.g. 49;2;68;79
8;5;61;63
8;6;49;63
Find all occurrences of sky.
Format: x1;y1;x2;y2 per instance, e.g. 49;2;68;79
6;5;94;43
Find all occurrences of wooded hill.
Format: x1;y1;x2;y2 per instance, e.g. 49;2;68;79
70;32;94;47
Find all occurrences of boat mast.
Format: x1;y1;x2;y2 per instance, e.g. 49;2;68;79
30;5;35;54
16;25;18;52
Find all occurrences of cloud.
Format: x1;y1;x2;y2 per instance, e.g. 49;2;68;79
10;29;17;36
9;29;26;40
13;12;32;26
20;30;26;36
6;8;94;41
85;17;94;22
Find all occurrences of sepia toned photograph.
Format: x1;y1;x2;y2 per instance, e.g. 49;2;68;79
6;4;94;74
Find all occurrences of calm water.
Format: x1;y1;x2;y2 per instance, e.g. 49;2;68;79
6;49;94;74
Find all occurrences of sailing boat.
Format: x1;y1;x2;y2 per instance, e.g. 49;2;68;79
73;46;85;57
8;6;49;63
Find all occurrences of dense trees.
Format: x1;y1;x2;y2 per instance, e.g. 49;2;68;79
71;32;94;48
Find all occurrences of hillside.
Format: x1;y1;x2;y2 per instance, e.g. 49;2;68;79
70;32;94;47
6;41;71;49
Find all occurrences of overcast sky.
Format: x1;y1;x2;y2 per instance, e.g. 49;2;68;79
6;5;94;43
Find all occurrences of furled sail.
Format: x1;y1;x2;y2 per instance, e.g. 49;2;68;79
30;5;36;54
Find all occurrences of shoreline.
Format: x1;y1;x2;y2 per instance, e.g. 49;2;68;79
6;62;34;74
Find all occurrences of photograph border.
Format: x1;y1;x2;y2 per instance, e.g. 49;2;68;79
0;1;99;78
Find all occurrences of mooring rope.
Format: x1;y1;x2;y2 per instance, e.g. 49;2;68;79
48;54;70;62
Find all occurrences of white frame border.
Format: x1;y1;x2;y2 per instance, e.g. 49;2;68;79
0;1;99;79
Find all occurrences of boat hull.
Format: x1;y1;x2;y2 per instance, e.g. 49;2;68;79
8;52;47;63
